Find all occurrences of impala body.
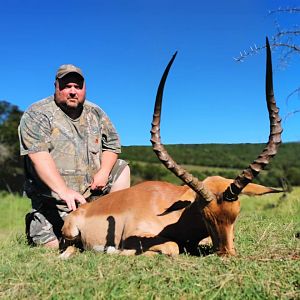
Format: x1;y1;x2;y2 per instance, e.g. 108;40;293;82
60;39;282;258
62;177;278;257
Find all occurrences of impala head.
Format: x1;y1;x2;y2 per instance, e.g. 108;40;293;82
151;38;282;255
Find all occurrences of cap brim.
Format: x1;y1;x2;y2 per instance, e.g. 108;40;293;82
56;71;84;80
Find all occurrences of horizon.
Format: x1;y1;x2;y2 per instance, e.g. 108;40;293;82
122;141;299;147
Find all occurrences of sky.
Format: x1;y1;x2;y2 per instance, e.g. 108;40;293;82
1;0;299;145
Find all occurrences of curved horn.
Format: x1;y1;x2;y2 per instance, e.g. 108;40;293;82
150;52;215;203
223;37;282;201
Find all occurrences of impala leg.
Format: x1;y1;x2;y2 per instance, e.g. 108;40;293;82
144;240;179;256
199;236;212;246
122;234;180;256
119;249;137;256
142;250;159;257
59;245;78;260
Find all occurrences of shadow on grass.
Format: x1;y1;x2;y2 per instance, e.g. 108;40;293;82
182;244;215;257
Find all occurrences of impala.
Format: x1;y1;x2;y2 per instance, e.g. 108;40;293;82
60;38;282;258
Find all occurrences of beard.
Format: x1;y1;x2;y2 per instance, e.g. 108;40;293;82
55;97;85;119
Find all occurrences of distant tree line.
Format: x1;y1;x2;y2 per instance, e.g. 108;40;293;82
0;101;24;193
120;143;300;188
0;100;299;194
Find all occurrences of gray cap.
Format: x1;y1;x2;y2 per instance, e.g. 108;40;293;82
55;64;84;80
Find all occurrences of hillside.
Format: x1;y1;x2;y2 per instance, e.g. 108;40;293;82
120;142;300;187
1;142;299;193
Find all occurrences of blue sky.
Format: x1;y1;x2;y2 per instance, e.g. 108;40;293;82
1;0;299;145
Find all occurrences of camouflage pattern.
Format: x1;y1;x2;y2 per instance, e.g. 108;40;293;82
25;207;67;245
55;64;84;80
19;95;121;199
84;159;128;201
19;95;127;245
25;159;128;245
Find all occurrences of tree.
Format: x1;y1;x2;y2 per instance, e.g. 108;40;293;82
234;6;300;116
0;101;23;151
0;100;24;193
235;7;300;62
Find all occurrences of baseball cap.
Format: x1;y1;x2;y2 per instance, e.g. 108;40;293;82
55;64;84;80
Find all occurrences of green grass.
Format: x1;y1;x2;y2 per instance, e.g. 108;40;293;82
0;189;299;299
0;192;30;240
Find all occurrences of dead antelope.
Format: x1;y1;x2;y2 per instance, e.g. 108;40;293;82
60;38;282;258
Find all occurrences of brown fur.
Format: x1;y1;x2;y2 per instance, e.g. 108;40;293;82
60;176;277;257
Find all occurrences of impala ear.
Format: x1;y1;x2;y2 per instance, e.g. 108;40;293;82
240;183;282;196
203;176;282;196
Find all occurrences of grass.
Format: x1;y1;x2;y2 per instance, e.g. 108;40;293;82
0;189;299;299
0;192;30;240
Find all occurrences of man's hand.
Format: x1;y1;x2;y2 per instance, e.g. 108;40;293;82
90;171;110;191
90;151;118;191
57;188;86;211
28;152;86;211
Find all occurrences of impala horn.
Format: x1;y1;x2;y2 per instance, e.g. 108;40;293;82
151;52;215;203
223;37;282;201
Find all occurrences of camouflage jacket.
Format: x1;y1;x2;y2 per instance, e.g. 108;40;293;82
18;95;121;199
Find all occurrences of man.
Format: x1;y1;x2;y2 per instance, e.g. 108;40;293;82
18;64;130;249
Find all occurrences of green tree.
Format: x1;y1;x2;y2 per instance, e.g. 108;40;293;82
0;101;23;152
0;100;24;193
286;167;300;186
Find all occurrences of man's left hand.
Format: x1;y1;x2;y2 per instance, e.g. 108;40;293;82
90;171;110;190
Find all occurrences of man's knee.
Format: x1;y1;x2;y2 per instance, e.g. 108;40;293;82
25;209;64;247
110;165;130;192
119;164;131;186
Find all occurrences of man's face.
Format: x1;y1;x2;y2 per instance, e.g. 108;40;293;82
55;73;86;110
